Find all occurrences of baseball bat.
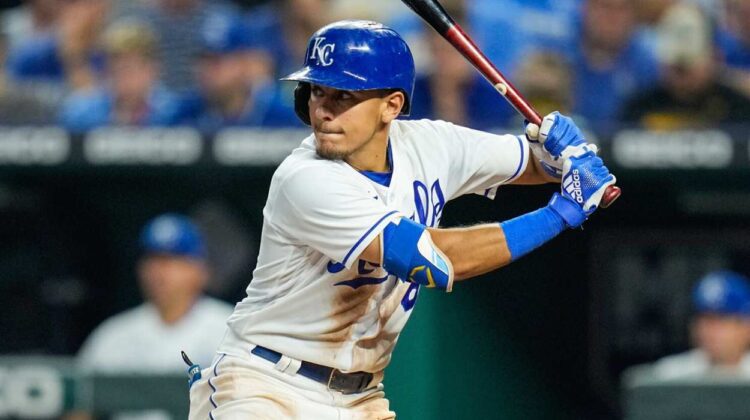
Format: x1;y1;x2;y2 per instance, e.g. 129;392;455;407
400;0;621;208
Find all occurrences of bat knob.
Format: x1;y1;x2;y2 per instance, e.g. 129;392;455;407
600;185;621;209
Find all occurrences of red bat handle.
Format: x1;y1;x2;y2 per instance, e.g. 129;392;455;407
443;25;621;208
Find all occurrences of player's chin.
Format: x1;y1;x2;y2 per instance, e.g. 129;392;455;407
315;142;349;161
315;135;349;160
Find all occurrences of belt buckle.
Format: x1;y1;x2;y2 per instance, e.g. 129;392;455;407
327;369;356;394
326;368;343;392
327;369;371;395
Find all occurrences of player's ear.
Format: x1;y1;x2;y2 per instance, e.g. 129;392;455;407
380;91;405;124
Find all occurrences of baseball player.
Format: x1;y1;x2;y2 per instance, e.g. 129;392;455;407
188;20;616;419
652;270;750;379
72;214;232;420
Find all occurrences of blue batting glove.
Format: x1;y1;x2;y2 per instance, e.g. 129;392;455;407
524;112;597;179
547;149;616;228
525;111;586;157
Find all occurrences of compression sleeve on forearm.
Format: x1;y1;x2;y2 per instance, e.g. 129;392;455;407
499;206;566;262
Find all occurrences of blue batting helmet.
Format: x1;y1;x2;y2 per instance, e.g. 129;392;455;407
281;20;416;125
693;270;750;317
140;213;206;259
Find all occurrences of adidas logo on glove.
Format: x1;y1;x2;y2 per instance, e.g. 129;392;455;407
563;169;584;204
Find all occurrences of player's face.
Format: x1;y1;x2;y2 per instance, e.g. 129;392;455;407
308;84;395;161
692;314;750;366
138;254;207;314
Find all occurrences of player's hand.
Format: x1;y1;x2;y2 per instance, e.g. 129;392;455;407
546;148;616;228
524;112;597;179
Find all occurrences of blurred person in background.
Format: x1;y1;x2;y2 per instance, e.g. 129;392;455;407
569;0;658;134
68;214;233;420
1;0;65;83
718;0;750;97
243;0;329;78
622;3;750;130
513;51;577;124
407;0;513;130
633;0;675;33
467;0;580;79
631;0;718;50
57;0;109;91
0;28;61;124
78;213;231;372
327;0;404;22
1;0;107;90
652;270;750;379
58;20;182;133
176;11;298;132
116;0;238;92
633;0;719;46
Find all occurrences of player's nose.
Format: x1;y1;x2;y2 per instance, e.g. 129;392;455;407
312;99;335;122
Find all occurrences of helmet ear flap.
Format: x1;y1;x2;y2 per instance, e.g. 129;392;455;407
294;83;312;126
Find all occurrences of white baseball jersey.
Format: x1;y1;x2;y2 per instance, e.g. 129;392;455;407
652;349;750;379
78;296;233;373
220;119;529;374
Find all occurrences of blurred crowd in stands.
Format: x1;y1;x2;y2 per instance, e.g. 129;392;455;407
0;0;749;135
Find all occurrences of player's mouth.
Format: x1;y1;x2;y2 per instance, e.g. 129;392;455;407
314;128;345;139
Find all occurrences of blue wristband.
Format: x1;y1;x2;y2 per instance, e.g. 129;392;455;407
547;193;587;228
500;205;566;262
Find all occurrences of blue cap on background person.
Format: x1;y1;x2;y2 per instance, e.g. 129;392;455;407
198;12;255;55
140;213;206;259
693;270;750;317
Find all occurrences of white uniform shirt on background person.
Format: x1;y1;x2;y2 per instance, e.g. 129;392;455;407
652;349;750;380
221;118;530;374
78;296;233;372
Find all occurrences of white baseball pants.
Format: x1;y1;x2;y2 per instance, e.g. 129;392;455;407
188;351;396;419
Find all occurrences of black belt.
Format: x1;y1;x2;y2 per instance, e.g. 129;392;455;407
251;345;373;395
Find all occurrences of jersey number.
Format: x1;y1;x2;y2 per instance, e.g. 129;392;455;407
412;179;445;228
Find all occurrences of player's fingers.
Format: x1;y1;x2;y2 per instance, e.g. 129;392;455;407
538;113;557;144
525;122;540;142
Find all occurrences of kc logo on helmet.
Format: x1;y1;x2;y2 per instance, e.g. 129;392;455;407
310;37;336;66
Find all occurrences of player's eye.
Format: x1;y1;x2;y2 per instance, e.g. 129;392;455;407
310;86;324;98
338;91;353;101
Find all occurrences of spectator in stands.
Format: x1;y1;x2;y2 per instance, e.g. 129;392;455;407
243;0;328;78
633;0;675;27
622;4;750;130
58;20;182;133
57;0;109;91
407;2;512;130
569;0;658;133
176;12;298;132
514;51;577;123
68;214;233;420
1;0;65;83
1;0;107;90
634;0;721;51
0;28;61;124
718;0;750;97
327;0;404;22
652;270;750;379
117;0;241;92
467;0;580;79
